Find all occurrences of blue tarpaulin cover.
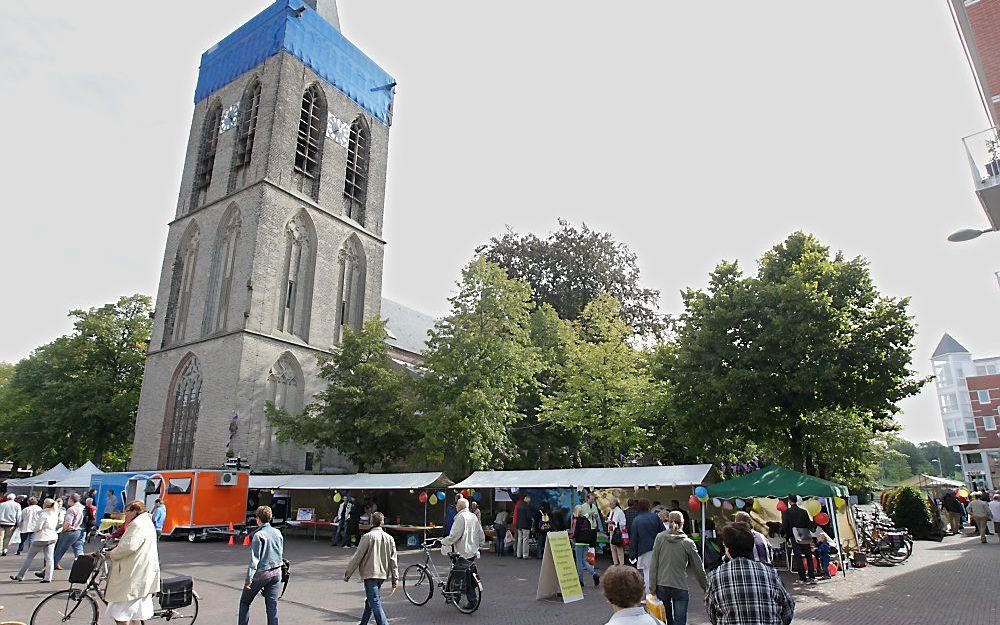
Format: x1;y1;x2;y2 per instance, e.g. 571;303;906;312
194;0;395;126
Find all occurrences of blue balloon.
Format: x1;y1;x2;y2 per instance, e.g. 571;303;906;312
694;486;709;499
437;491;447;501
472;492;482;502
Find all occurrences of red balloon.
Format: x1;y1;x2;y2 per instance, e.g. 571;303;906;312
461;489;470;498
815;512;830;526
418;491;429;504
776;500;788;512
688;495;701;511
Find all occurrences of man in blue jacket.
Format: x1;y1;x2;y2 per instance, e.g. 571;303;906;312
631;499;664;595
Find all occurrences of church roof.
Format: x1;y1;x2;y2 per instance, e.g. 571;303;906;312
195;0;395;126
381;297;436;357
933;333;970;359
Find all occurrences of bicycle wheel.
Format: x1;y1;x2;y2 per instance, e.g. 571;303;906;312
158;592;199;624
453;572;482;614
402;564;433;606
30;589;99;625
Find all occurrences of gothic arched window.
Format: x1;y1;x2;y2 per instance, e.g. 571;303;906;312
335;234;367;343
293;85;327;199
229;79;262;192
162;221;201;348
203;204;241;334
343;116;370;225
261;353;304;465
160;354;202;470
276;211;316;341
191;100;223;210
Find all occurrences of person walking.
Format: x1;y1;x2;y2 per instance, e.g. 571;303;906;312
601;565;661;625
104;501;160;625
943;491;964;535
705;523;795;625
631;499;664;594
344;512;398;625
607;497;628;566
0;494;21;556
151;500;167;539
441;498;486;608
239;505;283;625
347;495;363;548
52;493;85;570
781;496;817;585
570;505;601;587
967;492;993;544
734;511;771;564
648;511;707;625
989;494;1000;535
16;497;41;556
514;494;533;560
10;498;59;583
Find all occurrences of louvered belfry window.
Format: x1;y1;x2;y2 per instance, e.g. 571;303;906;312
295;86;326;179
344;117;370;225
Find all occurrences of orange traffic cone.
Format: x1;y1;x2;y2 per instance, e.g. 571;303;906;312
228;522;234;531
228;534;234;546
242;534;251;547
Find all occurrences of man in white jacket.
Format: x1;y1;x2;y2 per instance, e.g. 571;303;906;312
440;498;485;610
0;493;21;556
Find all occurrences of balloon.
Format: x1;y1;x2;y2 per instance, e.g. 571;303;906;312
418;491;429;504
712;498;722;508
958;488;969;498
776;500;788;512
461;489;470;498
409;489;415;494
834;497;846;509
814;512;830;526
752;499;762;512
688;495;701;511
804;500;822;517
722;500;734;511
429;494;439;506
472;492;482;502
437;491;447;501
694;486;709;501
735;499;746;509
827;563;838;577
333;492;342;503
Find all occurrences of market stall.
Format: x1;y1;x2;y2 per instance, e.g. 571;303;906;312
51;461;103;495
707;465;855;576
3;463;71;496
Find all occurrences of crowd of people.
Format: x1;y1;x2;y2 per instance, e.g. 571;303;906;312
939;489;1000;543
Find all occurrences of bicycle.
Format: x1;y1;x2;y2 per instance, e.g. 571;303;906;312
853;507;912;565
401;539;482;614
29;535;199;625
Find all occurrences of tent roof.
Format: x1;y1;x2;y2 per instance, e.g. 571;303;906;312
891;473;965;490
707;465;849;498
4;462;71;487
450;465;714;490
52;461;104;489
249;472;452;491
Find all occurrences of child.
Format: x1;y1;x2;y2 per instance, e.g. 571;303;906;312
815;532;832;579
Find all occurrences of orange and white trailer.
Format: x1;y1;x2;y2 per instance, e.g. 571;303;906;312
123;470;249;540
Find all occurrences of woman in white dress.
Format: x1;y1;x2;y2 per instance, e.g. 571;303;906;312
105;500;160;625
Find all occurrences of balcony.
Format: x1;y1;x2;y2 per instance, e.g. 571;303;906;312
963;127;1000;229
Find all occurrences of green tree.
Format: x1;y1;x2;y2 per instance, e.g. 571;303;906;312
267;318;416;471
540;295;654;466
918;441;961;479
478;220;665;337
889;485;934;539
0;295;152;469
660;232;925;480
416;258;540;477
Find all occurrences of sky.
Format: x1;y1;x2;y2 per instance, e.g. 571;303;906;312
1;1;998;445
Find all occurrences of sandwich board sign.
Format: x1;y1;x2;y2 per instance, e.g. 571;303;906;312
535;531;583;603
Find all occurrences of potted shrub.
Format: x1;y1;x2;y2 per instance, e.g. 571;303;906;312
986;138;1000;177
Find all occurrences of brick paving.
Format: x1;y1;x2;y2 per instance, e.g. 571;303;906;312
0;532;995;624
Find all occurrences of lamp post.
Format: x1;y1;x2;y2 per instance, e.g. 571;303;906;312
931;458;943;477
948;227;996;242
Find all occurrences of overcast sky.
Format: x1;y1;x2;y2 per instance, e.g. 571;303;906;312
1;1;998;444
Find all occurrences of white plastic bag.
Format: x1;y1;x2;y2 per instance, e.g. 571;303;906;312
8;528;20;547
504;530;514;547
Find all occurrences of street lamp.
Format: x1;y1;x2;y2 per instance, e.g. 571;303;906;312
948;227;996;242
931;458;942;477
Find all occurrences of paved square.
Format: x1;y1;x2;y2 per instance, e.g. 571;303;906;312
0;532;995;624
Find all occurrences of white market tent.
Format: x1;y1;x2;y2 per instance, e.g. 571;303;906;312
4;463;71;492
52;461;104;490
450;464;714;490
891;474;965;490
249;472;453;491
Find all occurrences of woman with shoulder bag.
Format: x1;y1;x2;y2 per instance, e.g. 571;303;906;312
571;506;600;587
607;497;627;566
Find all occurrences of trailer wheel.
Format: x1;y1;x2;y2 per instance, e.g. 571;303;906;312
188;531;197;543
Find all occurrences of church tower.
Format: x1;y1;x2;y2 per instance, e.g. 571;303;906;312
130;0;395;473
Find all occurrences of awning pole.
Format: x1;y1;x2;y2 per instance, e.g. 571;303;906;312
831;498;846;578
701;498;707;561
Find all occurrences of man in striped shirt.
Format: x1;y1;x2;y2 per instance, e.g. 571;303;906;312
705;522;794;625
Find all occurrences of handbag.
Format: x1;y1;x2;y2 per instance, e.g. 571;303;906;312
504;530;514;547
792;527;812;545
645;594;667;622
611;527;623;546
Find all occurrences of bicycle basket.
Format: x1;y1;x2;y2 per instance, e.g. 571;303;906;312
159;576;194;609
68;553;99;584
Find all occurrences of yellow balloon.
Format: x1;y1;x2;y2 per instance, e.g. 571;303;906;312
752;499;763;512
804;500;821;517
333;493;342;503
429;494;439;506
958;488;969;498
834;497;846;509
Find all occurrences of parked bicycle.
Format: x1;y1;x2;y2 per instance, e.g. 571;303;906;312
402;539;482;614
29;534;198;625
853;507;913;565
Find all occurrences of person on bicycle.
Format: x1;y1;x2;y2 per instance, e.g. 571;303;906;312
345;511;398;625
105;500;160;624
239;505;283;625
440;498;485;606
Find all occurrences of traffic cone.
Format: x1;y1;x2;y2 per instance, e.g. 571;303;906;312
228;535;234;546
228;522;234;531
242;533;251;547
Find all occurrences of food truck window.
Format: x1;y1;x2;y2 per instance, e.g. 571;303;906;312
144;478;162;495
167;478;192;494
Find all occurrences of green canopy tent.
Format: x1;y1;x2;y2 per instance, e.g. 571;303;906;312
707;465;849;499
707;465;851;577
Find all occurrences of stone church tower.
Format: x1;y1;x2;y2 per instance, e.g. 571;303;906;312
130;0;395;473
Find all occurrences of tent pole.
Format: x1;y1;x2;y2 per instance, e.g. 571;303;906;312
831;499;845;578
701;502;707;560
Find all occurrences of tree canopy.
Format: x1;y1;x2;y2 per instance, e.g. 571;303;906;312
478;220;665;337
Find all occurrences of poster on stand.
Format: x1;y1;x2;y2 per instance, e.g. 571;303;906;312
535;531;583;603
